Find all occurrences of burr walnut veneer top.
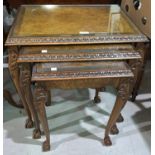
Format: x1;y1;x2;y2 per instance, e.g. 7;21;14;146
6;5;148;45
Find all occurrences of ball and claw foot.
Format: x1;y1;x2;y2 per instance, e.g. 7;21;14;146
110;124;119;135
25;119;34;128
42;140;50;152
116;114;124;123
33;129;41;139
93;96;101;104
103;136;112;146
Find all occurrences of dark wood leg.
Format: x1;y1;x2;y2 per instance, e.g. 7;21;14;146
34;84;50;151
45;90;51;106
103;78;133;146
131;66;144;102
94;88;102;103
104;96;125;146
130;43;148;102
3;89;23;108
20;63;41;139
116;113;124;123
8;47;33;128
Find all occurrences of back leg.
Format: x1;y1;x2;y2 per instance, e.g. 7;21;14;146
94;88;102;103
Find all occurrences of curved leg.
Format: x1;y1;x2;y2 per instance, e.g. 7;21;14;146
94;88;102;103
20;63;41;139
3;89;24;108
8;47;33;128
34;84;50;151
103;78;133;146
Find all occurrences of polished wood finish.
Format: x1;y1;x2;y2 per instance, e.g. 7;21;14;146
104;77;135;145
17;44;141;62
11;5;138;36
5;5;148;46
32;61;133;82
20;63;41;138
34;84;50;151
131;42;149;101
31;60;134;150
6;5;148;152
8;46;34;128
7;0;121;9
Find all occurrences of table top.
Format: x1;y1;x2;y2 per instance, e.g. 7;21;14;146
18;44;141;62
6;5;148;46
32;61;133;81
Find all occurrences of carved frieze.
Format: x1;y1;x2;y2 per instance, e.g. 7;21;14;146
6;34;148;46
32;69;133;81
18;49;141;62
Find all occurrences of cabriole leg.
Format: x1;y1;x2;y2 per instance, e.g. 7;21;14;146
8;47;33;128
34;84;50;151
20;63;41;138
103;78;133;146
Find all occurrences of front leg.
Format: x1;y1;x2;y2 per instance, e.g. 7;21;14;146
94;87;124;122
8;47;33;128
34;84;50;151
103;78;134;146
20;63;41;139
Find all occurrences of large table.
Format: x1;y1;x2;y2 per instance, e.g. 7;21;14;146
5;5;148;151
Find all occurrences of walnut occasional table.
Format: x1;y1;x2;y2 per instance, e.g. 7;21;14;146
5;4;148;152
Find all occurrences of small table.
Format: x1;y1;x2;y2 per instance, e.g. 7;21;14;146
29;61;134;151
5;4;148;151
